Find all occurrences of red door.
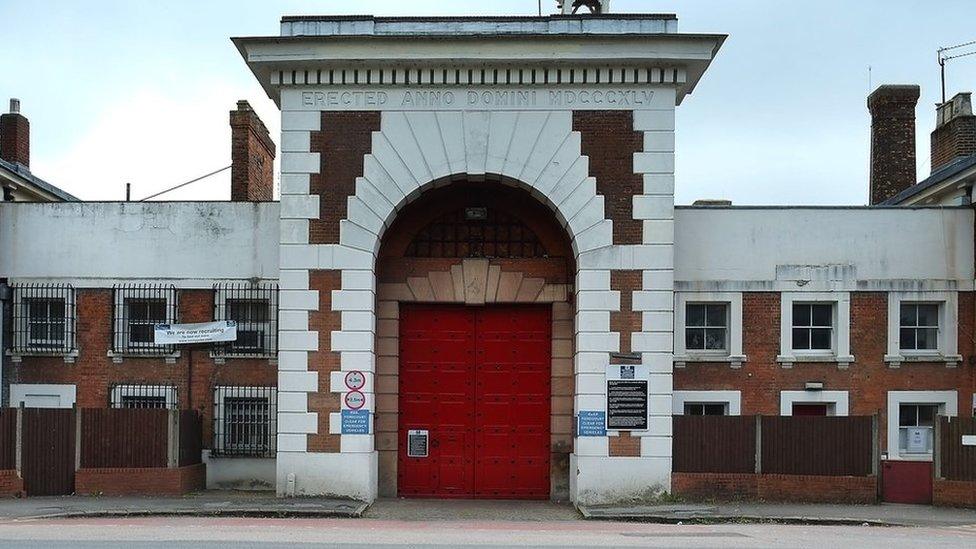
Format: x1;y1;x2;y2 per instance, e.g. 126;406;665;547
792;404;829;416
398;304;551;499
882;461;933;504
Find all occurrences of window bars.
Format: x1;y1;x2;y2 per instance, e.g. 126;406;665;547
212;386;277;457
109;384;178;409
213;284;278;358
112;284;179;355
10;284;76;354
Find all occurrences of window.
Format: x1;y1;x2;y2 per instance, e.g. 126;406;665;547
792;303;833;351
685;303;727;352
112;285;178;355
213;386;277;457
109;385;177;409
11;284;75;355
214;284;278;358
899;303;939;352
898;404;938;455
684;403;727;416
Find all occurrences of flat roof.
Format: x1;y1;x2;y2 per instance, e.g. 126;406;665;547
278;14;681;38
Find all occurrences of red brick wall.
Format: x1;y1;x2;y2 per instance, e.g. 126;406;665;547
931;114;976;173
307;270;343;453
573;111;643;245
674;292;976;452
933;479;976;508
308;112;382;244
672;472;878;504
867;85;919;205
608;432;641;457
10;289;277;448
0;470;24;498
75;464;205;496
610;270;641;355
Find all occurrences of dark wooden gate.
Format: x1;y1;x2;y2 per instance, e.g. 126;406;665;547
22;409;75;496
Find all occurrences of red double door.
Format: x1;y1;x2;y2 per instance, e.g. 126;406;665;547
398;304;551;499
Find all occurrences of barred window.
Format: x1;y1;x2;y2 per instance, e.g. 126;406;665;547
110;384;178;409
214;284;278;357
113;285;178;355
11;284;76;354
213;386;277;457
405;208;548;258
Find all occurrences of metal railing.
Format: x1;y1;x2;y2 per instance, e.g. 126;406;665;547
10;284;76;354
213;284;278;358
109;384;178;409
111;284;179;355
212;386;277;457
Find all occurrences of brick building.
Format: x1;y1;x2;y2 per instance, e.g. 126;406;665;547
0;3;974;504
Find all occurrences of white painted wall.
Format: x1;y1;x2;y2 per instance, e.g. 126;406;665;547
0;202;279;285
674;207;974;287
202;451;276;491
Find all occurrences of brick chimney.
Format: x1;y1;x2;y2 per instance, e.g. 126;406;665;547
0;99;30;168
229;100;275;201
867;85;920;204
931;92;976;173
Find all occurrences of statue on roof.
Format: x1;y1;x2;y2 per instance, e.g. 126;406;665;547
558;0;610;14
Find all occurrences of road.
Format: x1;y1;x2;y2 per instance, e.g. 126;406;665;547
0;517;972;548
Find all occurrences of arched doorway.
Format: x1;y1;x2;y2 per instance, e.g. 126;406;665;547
374;179;577;500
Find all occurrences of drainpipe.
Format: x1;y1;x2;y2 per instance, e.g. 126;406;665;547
0;281;9;408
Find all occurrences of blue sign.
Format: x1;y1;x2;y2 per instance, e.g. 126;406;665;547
341;409;370;435
577;411;606;437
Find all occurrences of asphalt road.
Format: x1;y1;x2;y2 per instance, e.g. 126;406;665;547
0;517;973;548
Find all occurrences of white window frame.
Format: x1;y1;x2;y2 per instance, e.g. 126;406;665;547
213;386;277;455
777;292;853;368
110;287;179;361
673;390;742;416
886;390;957;461
110;385;178;409
9;384;76;409
779;390;849;416
674;292;745;368
884;291;960;367
213;291;276;358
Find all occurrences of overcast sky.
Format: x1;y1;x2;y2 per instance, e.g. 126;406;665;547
1;0;974;204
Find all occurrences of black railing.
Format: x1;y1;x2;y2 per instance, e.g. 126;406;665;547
112;284;179;355
212;386;277;457
10;284;76;354
109;384;178;409
213;284;278;358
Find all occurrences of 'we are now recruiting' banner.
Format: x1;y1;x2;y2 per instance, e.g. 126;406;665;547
154;321;238;345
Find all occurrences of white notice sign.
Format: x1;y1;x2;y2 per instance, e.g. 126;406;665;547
154;321;237;345
906;427;930;454
963;435;976;447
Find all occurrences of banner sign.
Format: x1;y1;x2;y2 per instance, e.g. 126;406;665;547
154;321;238;345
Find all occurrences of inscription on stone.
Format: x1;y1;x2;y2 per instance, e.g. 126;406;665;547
297;87;657;110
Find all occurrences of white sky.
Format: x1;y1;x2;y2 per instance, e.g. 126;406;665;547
1;0;974;204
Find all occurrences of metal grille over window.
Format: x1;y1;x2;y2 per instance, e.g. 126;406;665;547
213;386;277;457
685;303;728;351
112;284;178;355
213;284;278;357
109;384;178;409
899;303;939;351
11;284;76;354
405;208;548;258
792;303;833;351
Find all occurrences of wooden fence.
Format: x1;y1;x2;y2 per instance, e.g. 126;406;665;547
0;407;203;496
936;416;976;481
674;415;877;476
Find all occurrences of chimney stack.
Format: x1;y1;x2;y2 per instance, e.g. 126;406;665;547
0;98;30;168
931;92;976;173
229;100;275;201
867;85;920;205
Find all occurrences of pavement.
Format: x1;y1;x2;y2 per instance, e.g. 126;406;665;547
0;491;367;520
0;492;974;529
